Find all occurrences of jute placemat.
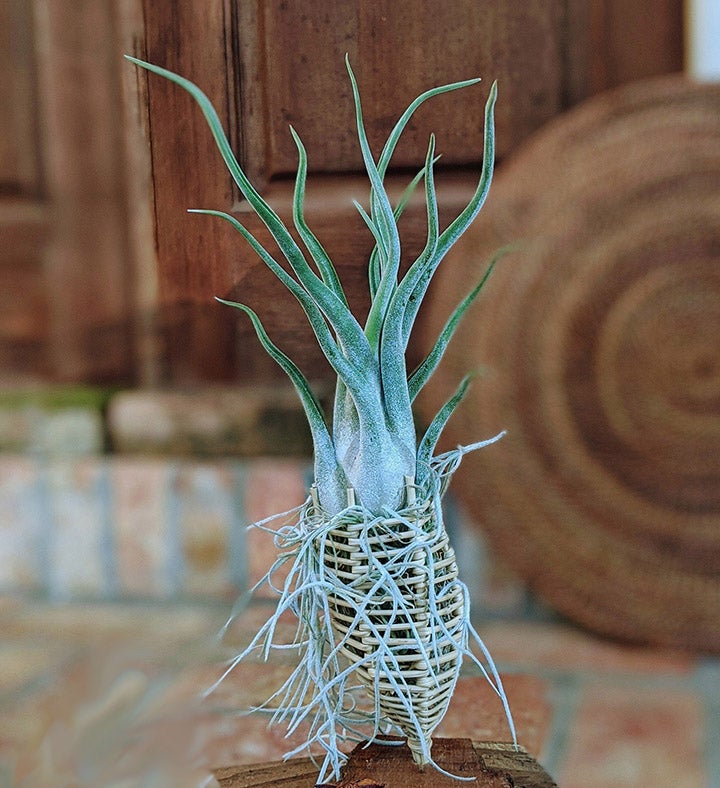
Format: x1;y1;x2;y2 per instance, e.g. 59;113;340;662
416;76;720;652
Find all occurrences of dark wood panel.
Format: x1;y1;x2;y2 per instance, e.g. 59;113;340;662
138;0;686;385
0;0;687;386
589;0;684;91
568;0;684;101
141;0;241;383
0;204;50;380
241;0;565;178
0;0;48;382
140;0;567;383
0;0;42;197
34;0;137;383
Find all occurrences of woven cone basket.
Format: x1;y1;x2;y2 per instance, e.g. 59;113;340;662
314;479;465;765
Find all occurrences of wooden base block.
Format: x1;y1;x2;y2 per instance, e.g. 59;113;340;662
213;738;557;787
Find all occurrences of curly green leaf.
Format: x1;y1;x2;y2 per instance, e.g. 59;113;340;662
408;248;508;401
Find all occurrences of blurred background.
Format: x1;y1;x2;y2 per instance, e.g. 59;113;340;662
1;1;719;786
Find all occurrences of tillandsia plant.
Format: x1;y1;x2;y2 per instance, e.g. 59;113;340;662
127;54;515;781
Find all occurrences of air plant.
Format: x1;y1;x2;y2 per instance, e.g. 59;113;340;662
127;54;515;782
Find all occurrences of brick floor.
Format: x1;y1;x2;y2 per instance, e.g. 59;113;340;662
2;392;717;785
560;682;706;787
111;458;175;598
1;597;717;788
479;620;694;676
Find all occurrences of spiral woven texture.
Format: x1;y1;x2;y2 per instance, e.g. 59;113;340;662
418;76;720;651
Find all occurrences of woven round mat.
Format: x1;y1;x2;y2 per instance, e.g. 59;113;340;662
417;76;720;652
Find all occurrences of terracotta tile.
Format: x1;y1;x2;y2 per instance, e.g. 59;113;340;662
560;682;705;788
0;641;70;697
219;602;300;655
0;692;50;767
2;600;225;653
8;647;215;786
244;460;308;598
45;459;109;599
174;463;238;598
437;674;551;759
0;456;43;590
195;659;353;769
478;621;694;675
111;458;174;597
196;705;351;769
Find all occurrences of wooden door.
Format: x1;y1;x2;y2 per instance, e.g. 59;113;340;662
135;0;684;387
1;0;49;382
0;0;683;387
0;0;151;386
138;1;564;384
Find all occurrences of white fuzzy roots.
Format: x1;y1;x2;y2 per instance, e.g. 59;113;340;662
208;450;515;783
320;482;464;766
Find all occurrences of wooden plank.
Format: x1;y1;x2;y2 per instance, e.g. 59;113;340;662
116;0;162;386
593;0;684;90
0;0;42;196
0;1;49;382
214;758;319;787
141;0;241;384
244;0;565;177
33;0;136;383
0;203;50;380
213;739;557;787
139;0;685;385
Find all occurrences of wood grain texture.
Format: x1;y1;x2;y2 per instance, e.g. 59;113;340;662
244;0;565;176
415;76;720;652
0;205;50;379
0;0;42;196
140;0;241;383
31;0;137;383
587;0;684;93
213;739;556;787
0;1;48;381
140;0;566;384
0;0;685;385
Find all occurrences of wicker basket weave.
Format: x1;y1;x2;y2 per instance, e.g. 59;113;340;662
315;481;465;765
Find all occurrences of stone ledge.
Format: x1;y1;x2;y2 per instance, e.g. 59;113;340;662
107;386;315;457
0;385;320;457
0;385;111;455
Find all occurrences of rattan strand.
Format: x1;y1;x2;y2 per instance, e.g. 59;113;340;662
317;485;465;765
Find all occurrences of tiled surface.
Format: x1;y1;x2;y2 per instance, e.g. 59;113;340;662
0;400;718;788
112;458;174;597
0;454;310;602
560;683;705;787
0;597;717;788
